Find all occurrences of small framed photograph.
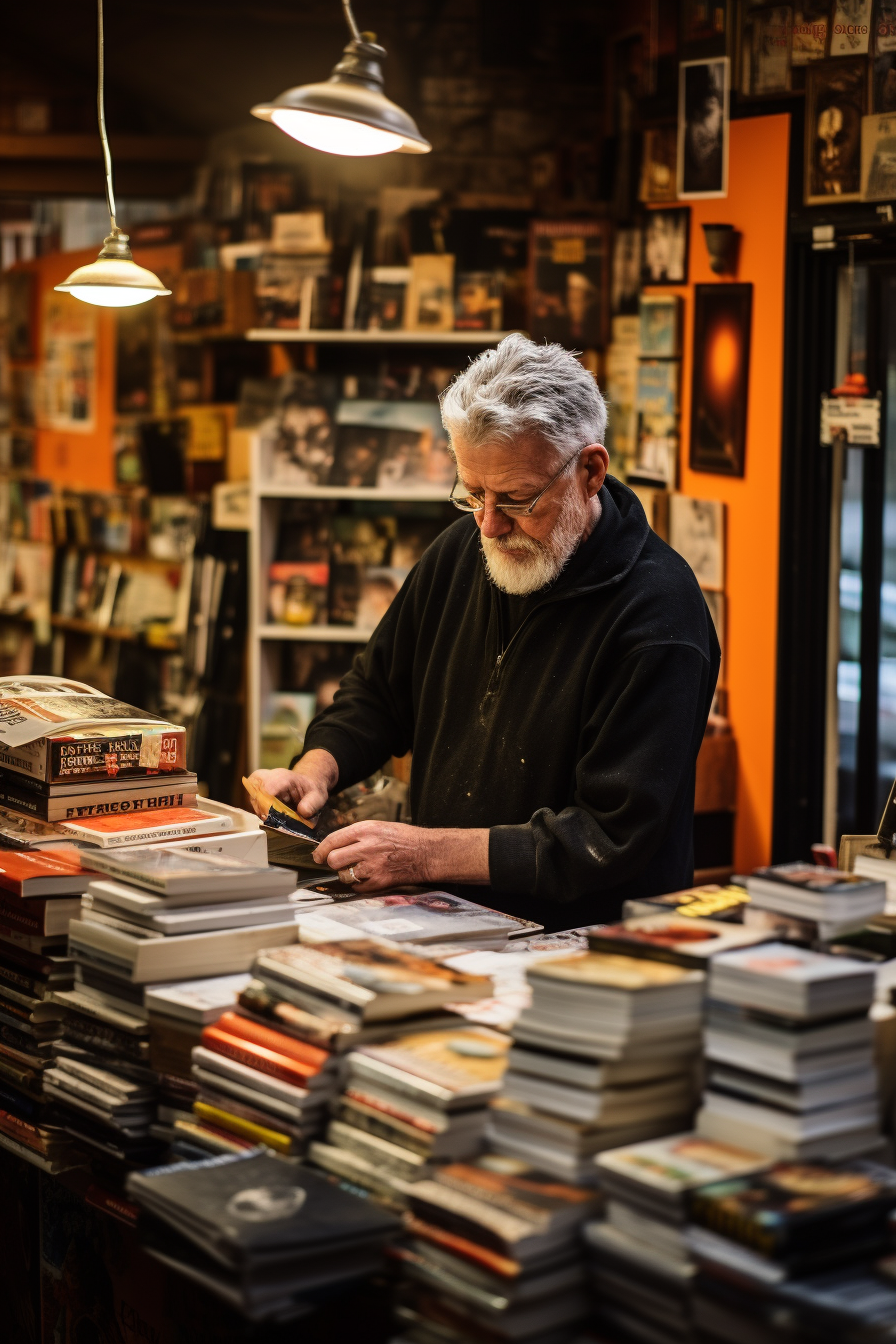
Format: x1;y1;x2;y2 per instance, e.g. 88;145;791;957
636;359;680;417
639;295;681;358
829;0;873;56
631;414;679;489
611;227;644;316
406;254;455;332
690;283;752;478
642;207;691;285
678;57;730;198
639;128;678;202
791;1;830;65
528;219;610;348
669;494;726;591
805;59;868;203
741;7;793;97
861;112;896;198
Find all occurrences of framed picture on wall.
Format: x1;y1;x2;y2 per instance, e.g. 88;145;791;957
804;59;868;204
677;57;730;198
689;282;752;478
669;493;726;590
528;219;610;348
641;207;691;285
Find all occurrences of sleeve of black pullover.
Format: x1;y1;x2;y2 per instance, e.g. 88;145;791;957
488;640;713;904
299;569;419;788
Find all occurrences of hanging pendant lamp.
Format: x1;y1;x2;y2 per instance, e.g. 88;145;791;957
55;0;171;307
251;0;431;157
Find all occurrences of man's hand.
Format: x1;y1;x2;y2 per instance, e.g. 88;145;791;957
313;822;489;891
244;749;338;821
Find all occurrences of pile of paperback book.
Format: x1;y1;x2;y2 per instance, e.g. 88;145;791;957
392;1158;599;1344
486;951;704;1182
697;941;881;1160
743;861;887;944
126;1146;400;1321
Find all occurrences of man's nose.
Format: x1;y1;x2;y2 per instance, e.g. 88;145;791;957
477;501;513;538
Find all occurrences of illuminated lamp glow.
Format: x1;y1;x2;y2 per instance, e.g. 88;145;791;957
67;285;159;307
270;108;402;155
708;323;740;395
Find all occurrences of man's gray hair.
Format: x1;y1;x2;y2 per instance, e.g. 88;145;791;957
439;333;608;457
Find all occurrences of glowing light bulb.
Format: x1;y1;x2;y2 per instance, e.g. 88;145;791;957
67;285;158;307
270;108;402;156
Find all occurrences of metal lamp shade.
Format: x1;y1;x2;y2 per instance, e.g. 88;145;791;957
252;37;431;156
55;233;171;308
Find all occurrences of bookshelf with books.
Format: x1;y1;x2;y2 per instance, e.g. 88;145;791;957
246;357;463;773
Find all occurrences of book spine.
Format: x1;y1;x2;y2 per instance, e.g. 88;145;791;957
688;1191;778;1256
0;1107;47;1153
0;900;48;936
192;1100;294;1154
215;1011;329;1069
51;729;186;782
200;1026;320;1089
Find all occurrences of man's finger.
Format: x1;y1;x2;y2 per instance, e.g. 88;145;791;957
322;841;368;872
296;789;326;820
313;822;374;862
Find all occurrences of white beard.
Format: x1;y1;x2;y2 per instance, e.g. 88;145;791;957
480;489;591;595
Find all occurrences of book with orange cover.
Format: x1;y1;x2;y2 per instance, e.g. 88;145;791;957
0;849;91;898
404;1214;521;1279
200;1023;323;1089
59;807;228;849
213;1010;330;1070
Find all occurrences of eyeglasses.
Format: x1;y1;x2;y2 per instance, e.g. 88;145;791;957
449;449;581;516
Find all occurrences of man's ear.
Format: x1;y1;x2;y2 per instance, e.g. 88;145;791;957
581;444;610;497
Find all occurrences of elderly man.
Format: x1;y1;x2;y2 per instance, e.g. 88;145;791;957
248;335;720;931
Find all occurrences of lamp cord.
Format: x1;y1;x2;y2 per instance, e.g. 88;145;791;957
341;0;361;41
97;0;118;231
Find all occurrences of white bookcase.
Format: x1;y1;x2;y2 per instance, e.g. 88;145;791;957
247;330;516;771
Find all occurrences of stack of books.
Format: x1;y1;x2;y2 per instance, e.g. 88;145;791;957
697;942;881;1160
392;1160;599;1343
294;892;540;950
0;677;196;825
587;1131;768;1343
186;1008;338;1156
126;1147;400;1321
0;847;91;1172
46;844;299;1168
486;953;704;1182
685;1160;896;1342
311;1020;510;1207
623;881;751;923
744;862;886;943
586;912;771;967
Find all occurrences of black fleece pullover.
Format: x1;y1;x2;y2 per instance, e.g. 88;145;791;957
303;477;720;932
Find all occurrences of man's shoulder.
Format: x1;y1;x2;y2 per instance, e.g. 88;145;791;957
616;523;715;655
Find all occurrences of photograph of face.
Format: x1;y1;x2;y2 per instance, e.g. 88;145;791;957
642;209;690;286
689;283;752;479
805;60;867;203
528;221;609;347
678;58;730;198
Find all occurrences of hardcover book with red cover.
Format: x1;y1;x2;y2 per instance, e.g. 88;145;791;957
0;850;90;898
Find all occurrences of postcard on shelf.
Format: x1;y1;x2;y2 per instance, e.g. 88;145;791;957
267;563;329;626
406;255;456;332
636;361;679;417
668;494;725;591
264;372;338;486
270;211;331;255
639;296;680;359
361;267;411;331
528;219;609;348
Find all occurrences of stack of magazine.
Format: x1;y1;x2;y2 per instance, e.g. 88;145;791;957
393;1160;599;1343
686;1161;896;1342
45;842;298;1169
697;942;881;1161
0;676;199;828
587;1132;768;1343
486;952;704;1182
311;1022;510;1207
743;862;887;944
126;1147;400;1321
294;891;541;951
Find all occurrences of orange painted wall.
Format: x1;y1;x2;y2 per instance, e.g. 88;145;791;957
657;113;790;871
15;243;181;491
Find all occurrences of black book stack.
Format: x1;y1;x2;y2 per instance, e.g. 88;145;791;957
126;1147;400;1322
686;1161;896;1344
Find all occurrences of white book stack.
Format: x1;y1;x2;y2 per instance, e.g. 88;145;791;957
697;942;881;1161
485;953;704;1183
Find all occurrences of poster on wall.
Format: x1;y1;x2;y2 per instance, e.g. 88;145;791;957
804;59;868;203
39;292;96;433
689;283;752;478
528;220;610;348
677;57;730;198
641;208;691;285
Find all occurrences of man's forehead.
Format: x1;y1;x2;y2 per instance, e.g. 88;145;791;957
452;435;557;485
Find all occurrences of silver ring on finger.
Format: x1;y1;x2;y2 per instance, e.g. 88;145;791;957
348;866;357;884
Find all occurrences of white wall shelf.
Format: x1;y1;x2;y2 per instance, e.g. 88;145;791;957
258;485;449;502
246;329;519;345
259;624;372;643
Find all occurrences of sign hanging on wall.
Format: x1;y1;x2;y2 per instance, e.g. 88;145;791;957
820;395;881;446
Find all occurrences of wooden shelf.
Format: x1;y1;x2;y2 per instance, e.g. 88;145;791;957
245;329;520;345
50;615;179;650
259;624;372;643
258;485;450;502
